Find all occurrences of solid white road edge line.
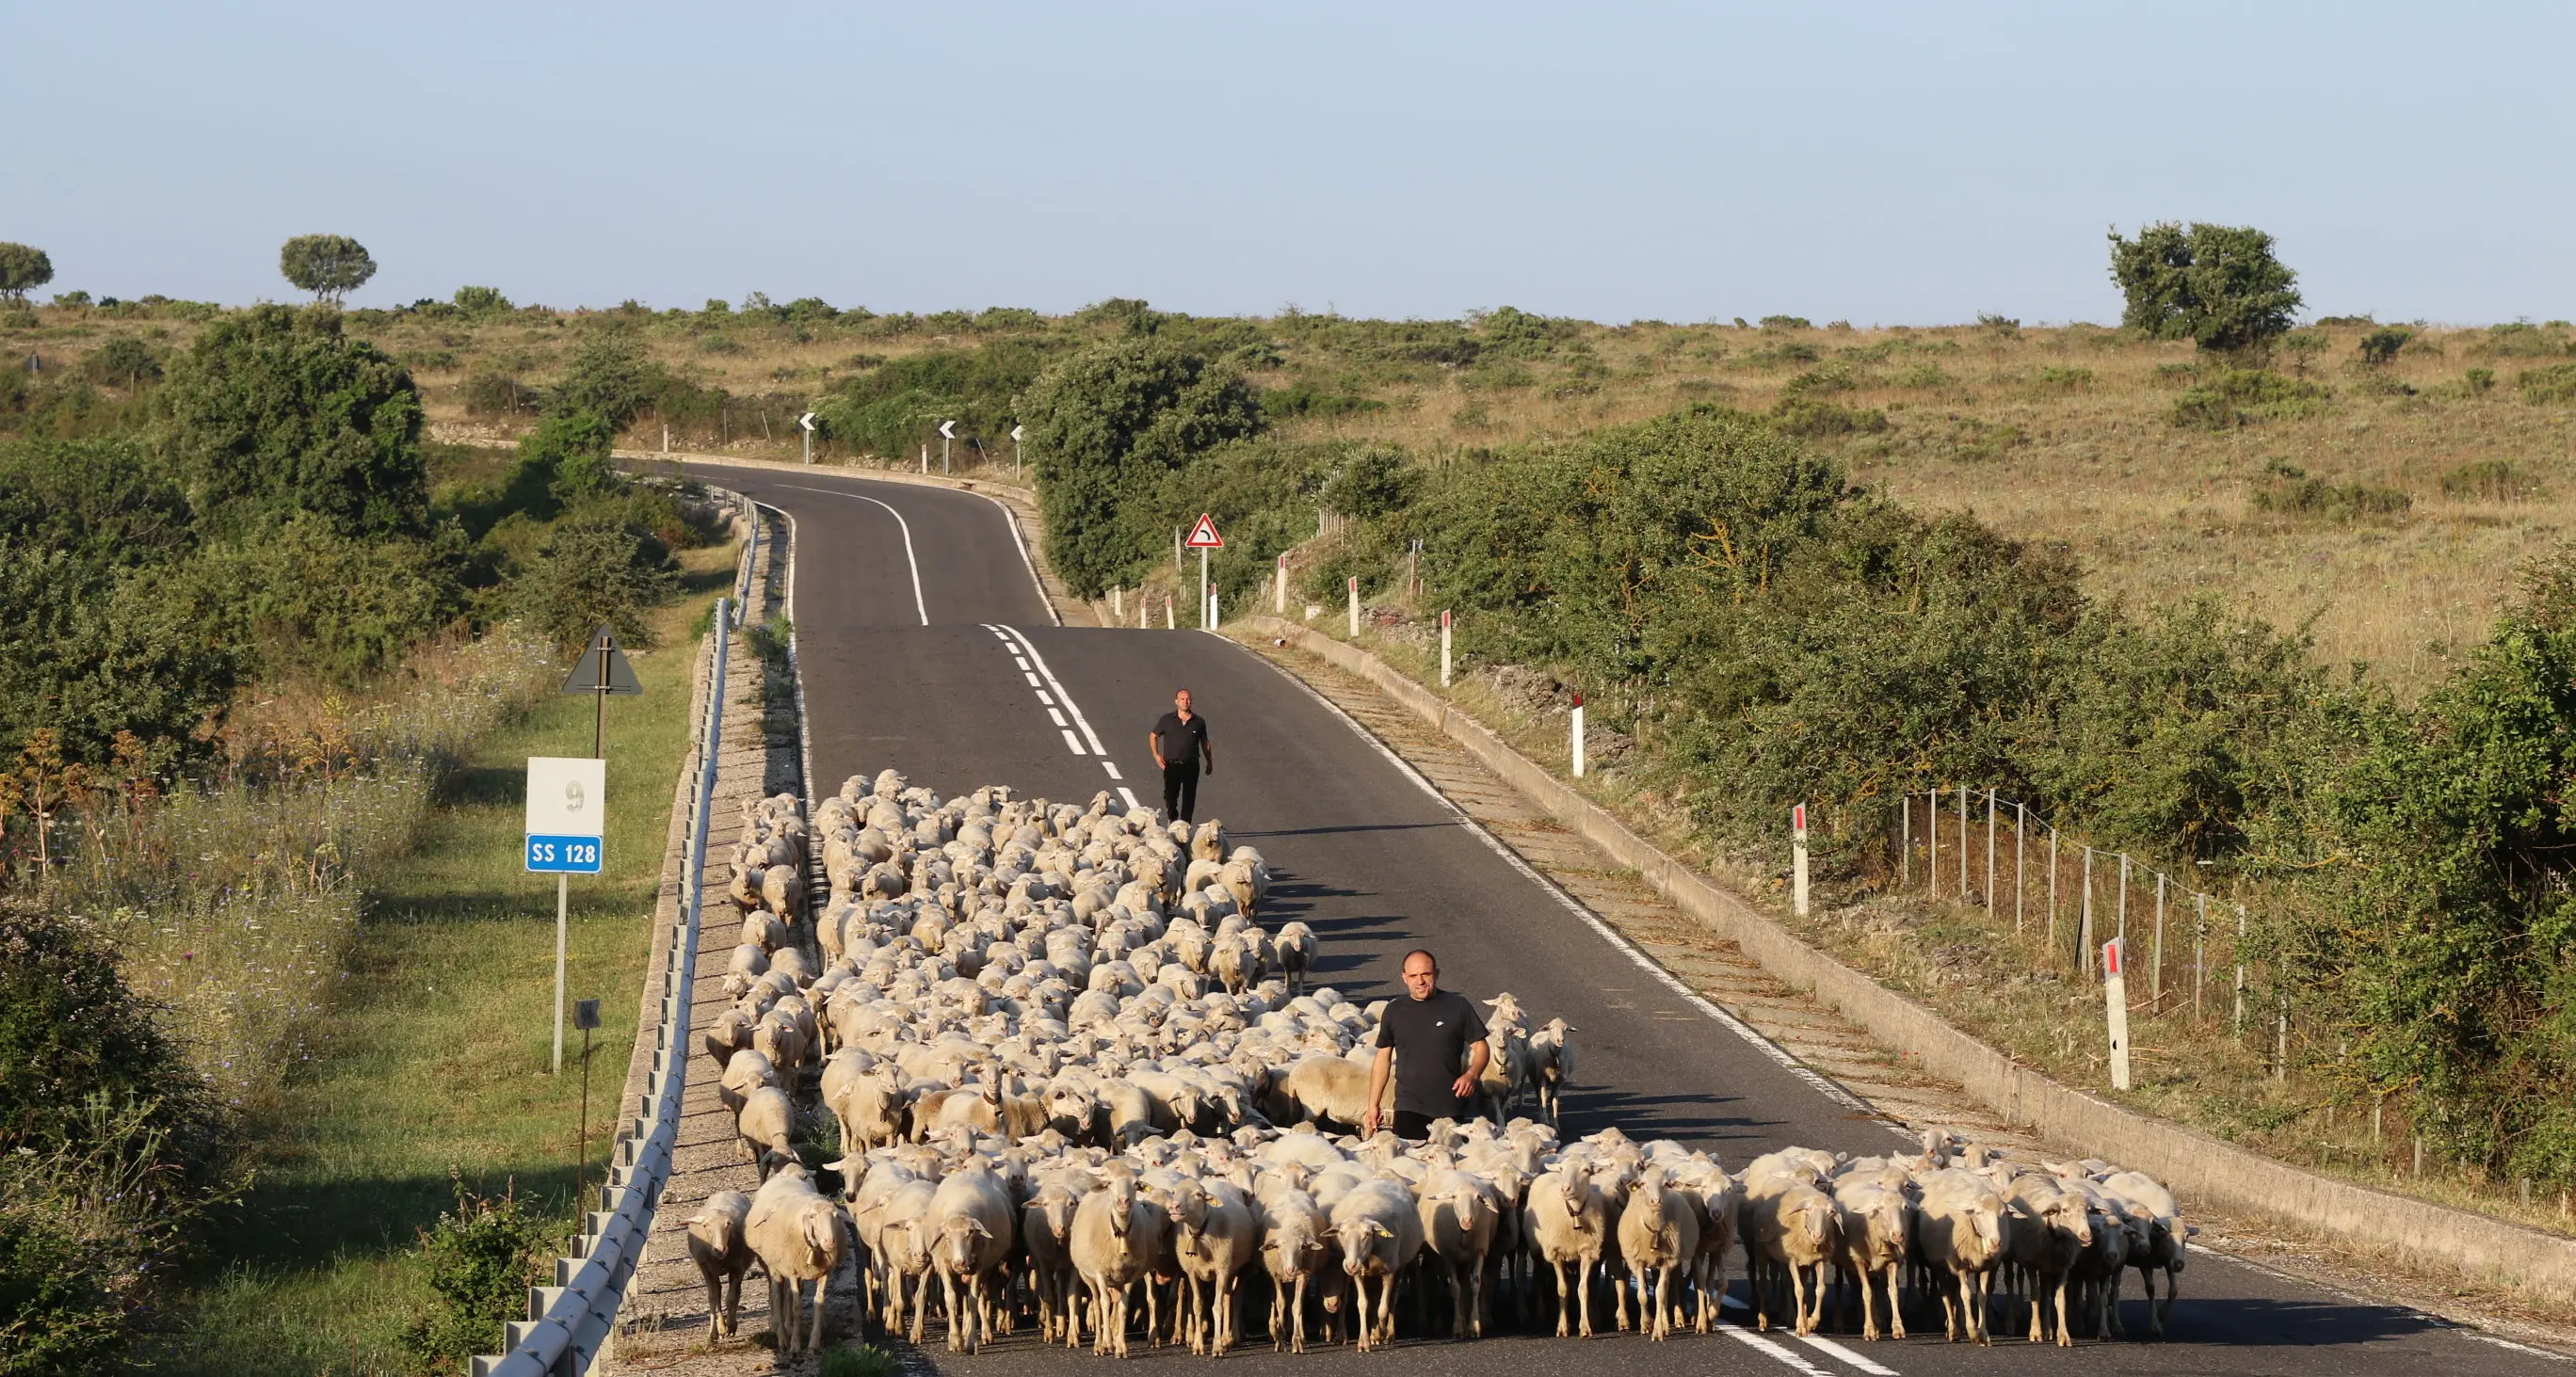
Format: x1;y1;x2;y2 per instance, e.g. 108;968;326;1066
962;487;1060;627
996;625;1108;755
1219;630;1901;1133
780;484;927;625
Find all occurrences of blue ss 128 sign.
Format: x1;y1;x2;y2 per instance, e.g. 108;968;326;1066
526;833;603;873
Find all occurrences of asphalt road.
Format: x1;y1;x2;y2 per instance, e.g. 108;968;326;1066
683;460;2569;1377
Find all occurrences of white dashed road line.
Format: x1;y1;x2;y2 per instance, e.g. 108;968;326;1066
1798;1334;1900;1375
984;623;1141;811
1726;1326;1839;1376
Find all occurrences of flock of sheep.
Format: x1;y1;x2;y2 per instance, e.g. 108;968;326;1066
675;772;2191;1359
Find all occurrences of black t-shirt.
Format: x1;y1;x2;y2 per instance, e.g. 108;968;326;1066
1153;711;1210;771
1376;988;1488;1119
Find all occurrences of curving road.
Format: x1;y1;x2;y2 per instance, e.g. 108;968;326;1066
681;460;2568;1377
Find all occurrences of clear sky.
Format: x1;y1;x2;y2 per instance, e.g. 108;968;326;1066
8;2;2568;325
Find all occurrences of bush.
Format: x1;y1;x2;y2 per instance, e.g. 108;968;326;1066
83;338;160;390
518;409;618;506
2440;458;2539;501
459;370;533;416
2108;221;2303;352
545;329;656;429
2518;362;2576;405
1769;397;1887;438
0;905;221;1179
2169;369;2328;428
197;518;467;684
2356;326;2412;366
1321;444;1417;520
401;1181;562;1369
2248;462;2410;521
451;285;511;315
2035;366;2093;388
0;1204;124;1377
1758;315;1811;330
814;342;1056;460
153;304;428;539
2464;367;2496;395
818;1344;901;1377
1017;341;1263;596
518;513;679;648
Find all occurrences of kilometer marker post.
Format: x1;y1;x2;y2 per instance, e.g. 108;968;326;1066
2104;937;2133;1091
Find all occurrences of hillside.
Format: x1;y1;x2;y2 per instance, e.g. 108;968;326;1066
11;299;2571;693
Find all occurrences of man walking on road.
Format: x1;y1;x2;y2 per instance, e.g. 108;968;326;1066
1363;949;1489;1141
1151;688;1214;824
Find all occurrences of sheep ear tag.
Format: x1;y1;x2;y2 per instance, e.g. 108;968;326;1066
561;626;643;696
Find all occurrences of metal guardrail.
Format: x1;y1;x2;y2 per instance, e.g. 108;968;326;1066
471;594;731;1377
733;491;757;617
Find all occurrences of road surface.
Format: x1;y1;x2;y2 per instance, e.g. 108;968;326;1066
680;460;2569;1377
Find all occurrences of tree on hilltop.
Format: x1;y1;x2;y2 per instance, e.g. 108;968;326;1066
279;234;378;304
0;242;53;303
2109;222;2302;353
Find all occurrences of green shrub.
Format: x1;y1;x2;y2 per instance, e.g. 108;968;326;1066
153;303;428;539
1262;383;1385;420
1769;397;1887;438
459;370;533;416
1892;363;1950;389
1321;444;1417;519
518;409;618;506
2169;369;2328;428
2035;366;2094;389
2356;326;2412;366
451;285;512;315
83;338;160;390
2518;362;2576;404
2464;367;2496;395
1758;315;1811;330
2440;458;2539;501
199;518;467;684
1780;363;1860;396
2472;322;2569;359
818;1343;900;1377
814;341;1056;460
401;1181;562;1369
2248;462;2410;520
519;513;679;648
545;329;656;429
0;1203;124;1377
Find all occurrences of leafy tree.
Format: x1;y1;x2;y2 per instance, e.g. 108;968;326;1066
153;304;427;538
1321;443;1417;519
2107;221;2303;352
278;233;378;303
2357;326;2413;366
450;285;511;315
0;243;52;303
1016;341;1263;595
84;338;159;390
545;329;655;430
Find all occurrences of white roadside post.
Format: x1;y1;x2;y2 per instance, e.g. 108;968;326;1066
1792;803;1811;917
1010;423;1024;477
939;419;957;473
1570;695;1586;777
1275;553;1287;615
920;443;928;474
1440;609;1453;687
525;756;607;1074
2104;937;2133;1090
1346;576;1360;637
797;410;816;464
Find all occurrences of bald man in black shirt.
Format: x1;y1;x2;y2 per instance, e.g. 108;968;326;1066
1151;688;1213;824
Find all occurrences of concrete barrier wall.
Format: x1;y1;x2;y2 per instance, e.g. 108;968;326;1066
1247;614;2576;1306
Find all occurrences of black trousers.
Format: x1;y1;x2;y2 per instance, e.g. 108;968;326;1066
1390;1111;1435;1142
1162;761;1199;824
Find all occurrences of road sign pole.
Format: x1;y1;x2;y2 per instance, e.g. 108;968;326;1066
1347;576;1360;637
1441;610;1452;686
1199;547;1209;630
940;419;957;473
1276;553;1287;615
552;873;568;1074
1011;424;1024;477
1571;696;1586;778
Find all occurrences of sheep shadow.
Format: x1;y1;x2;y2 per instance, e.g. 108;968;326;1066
1555;1087;1775;1149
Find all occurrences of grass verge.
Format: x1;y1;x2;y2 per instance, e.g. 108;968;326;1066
148;545;733;1377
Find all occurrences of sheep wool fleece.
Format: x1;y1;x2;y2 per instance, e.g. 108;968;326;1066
1376;988;1488;1120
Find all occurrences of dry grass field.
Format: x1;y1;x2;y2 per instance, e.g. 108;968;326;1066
12;303;2575;693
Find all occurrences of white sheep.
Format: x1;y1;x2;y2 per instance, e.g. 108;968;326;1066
743;1163;844;1354
684;1189;755;1343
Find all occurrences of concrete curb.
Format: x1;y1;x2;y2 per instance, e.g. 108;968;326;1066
1244;613;2576;1308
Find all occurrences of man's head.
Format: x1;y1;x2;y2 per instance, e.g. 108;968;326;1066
1174;689;1195;715
1400;949;1438;1001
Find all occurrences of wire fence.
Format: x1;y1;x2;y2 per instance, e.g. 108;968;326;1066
1891;787;2279;1045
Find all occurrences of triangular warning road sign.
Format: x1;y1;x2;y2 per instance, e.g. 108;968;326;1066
1185;513;1224;549
560;627;644;697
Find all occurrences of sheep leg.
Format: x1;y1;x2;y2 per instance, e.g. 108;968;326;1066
2053;1273;2072;1348
1939;1272;1960;1341
2107;1265;2129;1338
810;1273;830;1354
1353;1271;1375;1353
1577;1257;1597;1339
1381;1272;1402;1346
1468;1254;1487;1340
2157;1262;2180;1337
